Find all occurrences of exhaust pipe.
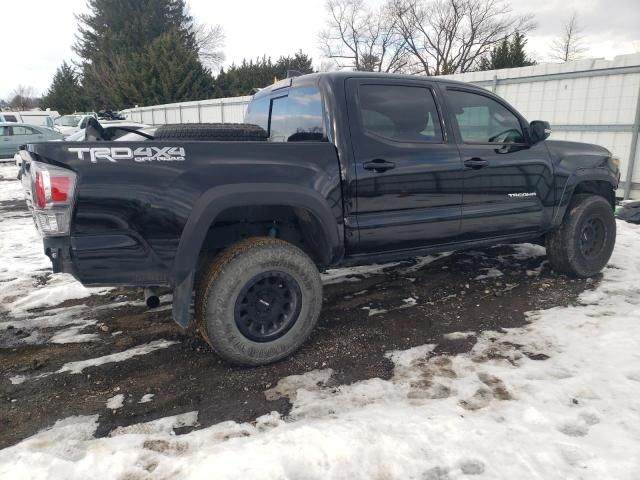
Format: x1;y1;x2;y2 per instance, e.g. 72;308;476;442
144;287;160;309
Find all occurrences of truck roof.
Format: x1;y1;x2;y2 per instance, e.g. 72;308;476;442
252;71;475;99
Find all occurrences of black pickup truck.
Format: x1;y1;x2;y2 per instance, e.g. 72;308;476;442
19;72;620;365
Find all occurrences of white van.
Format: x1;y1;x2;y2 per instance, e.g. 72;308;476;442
0;111;59;129
0;112;22;123
20;111;59;129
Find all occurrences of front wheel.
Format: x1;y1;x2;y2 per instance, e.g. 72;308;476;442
546;194;616;278
195;237;323;366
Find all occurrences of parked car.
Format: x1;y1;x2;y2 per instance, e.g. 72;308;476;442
54;114;93;137
0;122;63;159
18;72;620;366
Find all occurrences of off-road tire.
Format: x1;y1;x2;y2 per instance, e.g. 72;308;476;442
546;194;616;278
155;123;267;142
195;237;322;366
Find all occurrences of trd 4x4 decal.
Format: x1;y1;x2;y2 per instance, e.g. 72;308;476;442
68;147;186;163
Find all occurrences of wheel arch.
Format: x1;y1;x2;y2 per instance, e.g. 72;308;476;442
169;183;343;327
553;171;617;226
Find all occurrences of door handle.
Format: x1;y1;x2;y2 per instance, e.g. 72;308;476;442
464;157;488;169
363;159;395;173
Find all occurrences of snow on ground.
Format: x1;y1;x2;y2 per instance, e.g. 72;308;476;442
2;221;640;479
0;164;111;345
106;394;125;410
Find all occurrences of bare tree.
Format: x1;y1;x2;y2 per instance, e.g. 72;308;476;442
193;23;226;70
319;0;408;73
389;0;535;75
550;12;587;62
9;85;39;110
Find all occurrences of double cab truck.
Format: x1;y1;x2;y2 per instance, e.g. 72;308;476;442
18;72;620;366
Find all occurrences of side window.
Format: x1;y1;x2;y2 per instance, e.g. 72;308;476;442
447;90;524;144
0;126;9;136
268;87;325;142
79;117;88;129
245;95;269;132
358;84;443;143
4;115;18;122
12;126;37;135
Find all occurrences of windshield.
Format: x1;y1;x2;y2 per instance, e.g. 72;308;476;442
56;115;81;126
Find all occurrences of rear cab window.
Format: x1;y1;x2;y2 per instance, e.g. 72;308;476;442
246;85;326;142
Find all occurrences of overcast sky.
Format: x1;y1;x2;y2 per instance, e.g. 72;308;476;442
2;0;639;100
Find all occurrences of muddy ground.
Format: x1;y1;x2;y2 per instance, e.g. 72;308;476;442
0;194;595;449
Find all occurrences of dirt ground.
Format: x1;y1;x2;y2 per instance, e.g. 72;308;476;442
0;195;595;449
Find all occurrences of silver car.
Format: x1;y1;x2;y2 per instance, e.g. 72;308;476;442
0;122;64;158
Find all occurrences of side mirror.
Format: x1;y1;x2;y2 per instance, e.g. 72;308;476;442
529;120;551;144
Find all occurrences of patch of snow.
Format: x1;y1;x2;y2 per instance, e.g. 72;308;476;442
402;297;418;306
322;261;403;284
138;394;154;404
474;267;504;280
49;324;99;344
264;369;333;402
9;375;26;385
110;411;198;436
57;340;179;375
443;331;476;341
400;252;452;273
512;242;546;259
106;394;124;410
360;306;387;316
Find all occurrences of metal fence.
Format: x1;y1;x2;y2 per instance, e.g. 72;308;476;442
121;53;640;198
121;95;251;126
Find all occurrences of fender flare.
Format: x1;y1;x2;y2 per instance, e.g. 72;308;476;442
553;168;618;225
171;183;342;284
170;183;342;327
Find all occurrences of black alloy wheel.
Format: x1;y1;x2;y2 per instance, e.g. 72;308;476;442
579;215;606;258
234;271;302;342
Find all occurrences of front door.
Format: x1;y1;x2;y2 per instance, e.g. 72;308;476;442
346;79;463;253
442;87;555;240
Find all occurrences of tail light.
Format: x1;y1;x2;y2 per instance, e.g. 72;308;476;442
28;160;77;236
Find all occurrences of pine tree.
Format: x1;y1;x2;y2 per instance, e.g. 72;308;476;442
479;32;536;71
213;51;314;98
41;62;88;114
75;0;212;108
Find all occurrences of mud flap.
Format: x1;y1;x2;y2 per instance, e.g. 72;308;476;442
172;271;194;328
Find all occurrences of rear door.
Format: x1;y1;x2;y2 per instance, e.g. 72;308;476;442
0;126;13;156
346;78;463;253
442;87;554;240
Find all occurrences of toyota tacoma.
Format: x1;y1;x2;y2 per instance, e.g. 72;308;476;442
18;72;620;365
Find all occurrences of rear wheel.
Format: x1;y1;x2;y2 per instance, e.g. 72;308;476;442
195;237;322;366
545;194;616;277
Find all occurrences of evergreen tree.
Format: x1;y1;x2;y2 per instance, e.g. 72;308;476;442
41;62;88;114
479;32;536;71
213;51;314;98
75;0;213;108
